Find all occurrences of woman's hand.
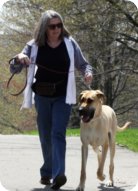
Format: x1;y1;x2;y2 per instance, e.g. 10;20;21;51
84;72;93;85
16;53;31;65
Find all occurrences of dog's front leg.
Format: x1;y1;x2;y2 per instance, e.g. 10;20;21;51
76;144;88;191
97;144;108;181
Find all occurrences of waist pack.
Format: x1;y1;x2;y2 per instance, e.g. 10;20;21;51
32;81;64;96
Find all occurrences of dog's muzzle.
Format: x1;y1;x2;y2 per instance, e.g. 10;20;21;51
79;106;95;123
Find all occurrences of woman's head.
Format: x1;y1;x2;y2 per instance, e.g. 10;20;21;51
34;10;70;46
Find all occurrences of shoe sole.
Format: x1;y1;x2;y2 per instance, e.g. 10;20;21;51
51;175;67;190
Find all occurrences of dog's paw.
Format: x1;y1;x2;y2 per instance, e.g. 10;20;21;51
97;173;106;181
76;186;84;191
106;180;114;187
97;169;106;181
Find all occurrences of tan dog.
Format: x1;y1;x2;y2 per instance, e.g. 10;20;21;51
76;90;131;191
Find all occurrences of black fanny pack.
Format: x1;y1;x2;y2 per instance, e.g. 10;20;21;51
32;81;63;96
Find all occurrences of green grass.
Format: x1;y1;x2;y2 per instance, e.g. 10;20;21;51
116;128;138;152
23;128;80;136
66;128;80;136
24;130;39;135
23;128;138;152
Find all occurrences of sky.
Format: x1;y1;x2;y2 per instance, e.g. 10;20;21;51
0;0;9;8
126;0;138;8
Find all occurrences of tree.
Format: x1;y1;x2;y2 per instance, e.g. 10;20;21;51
0;0;137;133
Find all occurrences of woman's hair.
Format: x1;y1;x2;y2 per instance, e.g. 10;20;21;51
34;10;70;46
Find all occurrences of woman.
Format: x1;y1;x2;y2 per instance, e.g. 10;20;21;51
10;10;93;190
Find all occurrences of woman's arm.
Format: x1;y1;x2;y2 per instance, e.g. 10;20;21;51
71;37;93;84
10;44;32;74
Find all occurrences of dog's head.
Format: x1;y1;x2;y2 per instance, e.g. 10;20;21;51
78;90;105;123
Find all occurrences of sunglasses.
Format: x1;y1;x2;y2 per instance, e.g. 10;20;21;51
48;23;63;30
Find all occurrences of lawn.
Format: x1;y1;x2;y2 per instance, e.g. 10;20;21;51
24;128;138;152
116;128;138;152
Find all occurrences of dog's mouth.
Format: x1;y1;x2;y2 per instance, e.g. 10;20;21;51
81;115;92;123
79;107;95;123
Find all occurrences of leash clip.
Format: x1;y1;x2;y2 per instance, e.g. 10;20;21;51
87;84;92;90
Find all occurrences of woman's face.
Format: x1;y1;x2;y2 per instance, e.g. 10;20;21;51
47;17;63;40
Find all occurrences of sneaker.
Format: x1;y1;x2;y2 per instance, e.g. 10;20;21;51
40;176;51;185
50;175;67;190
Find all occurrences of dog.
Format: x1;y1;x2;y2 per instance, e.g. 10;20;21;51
76;90;131;191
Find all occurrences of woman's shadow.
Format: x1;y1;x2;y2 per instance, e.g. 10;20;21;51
31;183;129;191
31;185;74;191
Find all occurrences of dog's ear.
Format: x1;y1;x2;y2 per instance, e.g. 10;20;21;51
78;90;88;102
78;92;84;102
96;90;105;103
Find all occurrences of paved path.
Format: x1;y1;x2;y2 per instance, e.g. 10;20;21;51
0;135;138;191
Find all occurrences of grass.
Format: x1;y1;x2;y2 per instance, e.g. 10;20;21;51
23;128;138;152
66;128;80;136
23;128;80;136
116;128;138;152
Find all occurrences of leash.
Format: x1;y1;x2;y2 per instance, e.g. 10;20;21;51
36;63;71;74
7;58;92;96
87;84;92;90
7;60;72;96
7;58;28;96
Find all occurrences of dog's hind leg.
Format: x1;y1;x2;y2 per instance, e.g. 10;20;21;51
76;144;88;191
106;133;115;187
97;143;108;181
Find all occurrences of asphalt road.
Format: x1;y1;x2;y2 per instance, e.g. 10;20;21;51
0;135;138;191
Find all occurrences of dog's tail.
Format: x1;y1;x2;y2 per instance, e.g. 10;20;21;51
117;121;131;132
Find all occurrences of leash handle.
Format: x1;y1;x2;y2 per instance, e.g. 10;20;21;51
7;58;28;96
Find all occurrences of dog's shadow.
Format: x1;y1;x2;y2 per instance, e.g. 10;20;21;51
30;184;129;191
98;183;128;191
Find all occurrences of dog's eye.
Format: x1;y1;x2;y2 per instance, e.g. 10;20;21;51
80;97;86;103
87;98;93;104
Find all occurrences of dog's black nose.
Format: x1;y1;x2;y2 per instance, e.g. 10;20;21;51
79;106;96;122
78;107;83;116
79;107;87;116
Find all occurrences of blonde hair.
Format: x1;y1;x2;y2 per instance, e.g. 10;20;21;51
34;10;70;46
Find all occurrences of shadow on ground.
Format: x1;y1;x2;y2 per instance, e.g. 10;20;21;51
31;185;75;191
98;183;129;191
31;183;130;191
